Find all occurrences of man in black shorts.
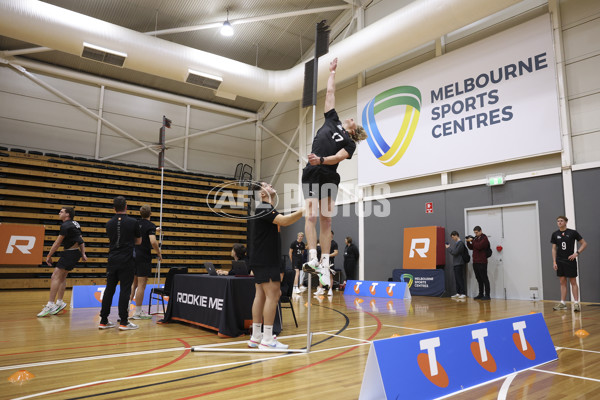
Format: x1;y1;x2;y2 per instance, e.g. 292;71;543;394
289;232;306;294
247;182;303;350
302;57;367;288
551;215;587;312
130;205;162;320
38;207;87;317
99;196;141;330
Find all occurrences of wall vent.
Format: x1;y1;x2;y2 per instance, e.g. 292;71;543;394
82;42;127;67
186;69;222;90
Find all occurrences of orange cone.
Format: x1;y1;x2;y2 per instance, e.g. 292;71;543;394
575;329;590;337
478;320;486;323
8;370;35;383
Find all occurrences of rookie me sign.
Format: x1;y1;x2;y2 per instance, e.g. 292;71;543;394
359;313;557;399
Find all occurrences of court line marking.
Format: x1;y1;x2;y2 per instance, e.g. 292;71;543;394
2;329;379;372
383;324;431;332
559;347;600;355
530;368;600;383
12;341;372;400
498;372;518;400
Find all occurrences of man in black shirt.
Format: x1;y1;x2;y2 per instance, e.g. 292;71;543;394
38;207;87;317
248;182;303;350
302;57;367;289
99;196;141;330
130;205;162;320
551;215;587;312
289;232;306;294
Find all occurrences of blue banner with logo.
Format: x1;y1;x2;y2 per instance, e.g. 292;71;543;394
393;268;445;297
359;313;557;399
71;284;162;308
343;280;411;299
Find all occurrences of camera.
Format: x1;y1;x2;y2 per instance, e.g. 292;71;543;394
465;235;474;240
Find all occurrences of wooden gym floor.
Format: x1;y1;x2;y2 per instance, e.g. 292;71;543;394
2;288;600;399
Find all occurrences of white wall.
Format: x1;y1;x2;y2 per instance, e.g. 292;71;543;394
0;66;256;177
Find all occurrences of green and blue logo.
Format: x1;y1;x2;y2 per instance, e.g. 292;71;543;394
362;86;422;166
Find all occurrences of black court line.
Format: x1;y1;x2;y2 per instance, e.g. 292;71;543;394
66;305;350;400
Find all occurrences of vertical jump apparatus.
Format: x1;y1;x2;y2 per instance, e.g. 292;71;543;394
191;21;330;354
150;115;170;313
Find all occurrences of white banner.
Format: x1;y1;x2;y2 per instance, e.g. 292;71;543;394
357;15;561;186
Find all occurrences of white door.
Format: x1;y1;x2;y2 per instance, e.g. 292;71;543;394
465;203;543;300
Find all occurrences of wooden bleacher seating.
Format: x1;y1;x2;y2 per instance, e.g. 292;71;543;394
0;149;249;289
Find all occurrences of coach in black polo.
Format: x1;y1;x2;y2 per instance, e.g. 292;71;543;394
99;196;141;330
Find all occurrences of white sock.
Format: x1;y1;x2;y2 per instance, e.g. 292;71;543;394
321;254;330;267
252;323;262;338
263;325;274;342
309;249;317;261
47;301;55;307
574;300;579;304
57;299;64;305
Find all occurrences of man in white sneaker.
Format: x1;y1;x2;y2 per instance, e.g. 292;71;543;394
130;205;162;320
289;232;307;294
301;57;367;289
551;215;587;312
247;182;303;350
446;231;467;300
99;196;141;330
38;207;87;317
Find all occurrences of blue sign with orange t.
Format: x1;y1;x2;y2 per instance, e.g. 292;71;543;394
343;280;411;299
71;284;162;308
359;313;557;399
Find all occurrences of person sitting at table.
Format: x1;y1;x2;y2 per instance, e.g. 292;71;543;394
217;244;251;275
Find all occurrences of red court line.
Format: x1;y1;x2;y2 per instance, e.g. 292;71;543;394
0;334;211;357
59;338;192;394
132;338;191;375
177;311;382;399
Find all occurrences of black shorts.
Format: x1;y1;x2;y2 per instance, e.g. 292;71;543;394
134;259;152;277
292;258;303;270
56;249;81;271
302;166;340;199
252;265;282;284
556;259;578;278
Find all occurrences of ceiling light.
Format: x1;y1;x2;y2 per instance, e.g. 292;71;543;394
221;9;234;37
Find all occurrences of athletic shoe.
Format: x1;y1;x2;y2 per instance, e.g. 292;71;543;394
259;338;289;350
293;287;301;294
247;335;263;348
573;303;581;312
314;287;325;296
339;283;346;291
37;304;55;317
481;296;491;300
553;303;567;310
302;258;319;272
98;321;116;329
474;294;483;300
131;311;152;320
298;286;307;292
327;288;333;297
316;265;331;288
119;322;139;330
451;294;460;298
458;294;467;299
51;301;67;315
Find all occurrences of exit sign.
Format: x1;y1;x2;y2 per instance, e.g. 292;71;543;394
486;174;506;186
